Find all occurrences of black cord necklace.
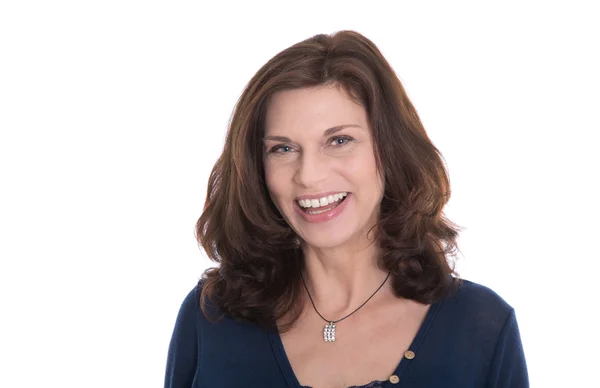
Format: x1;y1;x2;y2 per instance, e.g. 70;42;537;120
300;270;392;342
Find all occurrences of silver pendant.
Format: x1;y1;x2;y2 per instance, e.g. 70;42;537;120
324;322;336;342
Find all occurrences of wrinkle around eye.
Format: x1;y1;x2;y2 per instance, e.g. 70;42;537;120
267;144;296;155
328;135;354;147
265;135;356;158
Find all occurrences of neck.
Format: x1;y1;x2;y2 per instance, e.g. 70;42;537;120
299;240;391;320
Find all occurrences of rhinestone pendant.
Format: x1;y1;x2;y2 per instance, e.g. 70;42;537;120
324;322;336;342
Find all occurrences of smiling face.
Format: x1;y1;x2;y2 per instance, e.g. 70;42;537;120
262;84;385;250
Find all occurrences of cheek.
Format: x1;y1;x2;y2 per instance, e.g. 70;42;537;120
343;150;378;178
344;150;383;196
263;164;287;203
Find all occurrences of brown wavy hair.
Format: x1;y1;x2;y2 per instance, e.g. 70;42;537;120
196;30;463;333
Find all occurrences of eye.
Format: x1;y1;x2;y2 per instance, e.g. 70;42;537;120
329;136;353;146
268;144;293;154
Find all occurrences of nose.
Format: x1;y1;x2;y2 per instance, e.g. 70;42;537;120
293;150;329;188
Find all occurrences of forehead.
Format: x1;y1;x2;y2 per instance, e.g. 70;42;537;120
264;85;367;135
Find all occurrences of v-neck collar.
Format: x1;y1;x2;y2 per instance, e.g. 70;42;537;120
268;296;445;388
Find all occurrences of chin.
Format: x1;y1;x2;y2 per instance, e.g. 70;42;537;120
298;230;353;250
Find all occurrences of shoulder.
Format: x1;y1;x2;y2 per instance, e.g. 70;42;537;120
181;278;275;344
172;278;215;326
170;280;203;332
416;281;528;385
451;278;513;311
181;280;202;309
438;278;515;336
179;278;215;316
178;278;243;329
422;278;520;364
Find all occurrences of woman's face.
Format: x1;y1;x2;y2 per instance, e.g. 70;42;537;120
262;84;385;250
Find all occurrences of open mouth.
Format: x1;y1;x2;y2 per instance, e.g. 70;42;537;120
297;192;349;214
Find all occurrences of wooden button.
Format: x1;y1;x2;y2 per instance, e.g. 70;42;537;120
389;375;400;384
404;350;415;359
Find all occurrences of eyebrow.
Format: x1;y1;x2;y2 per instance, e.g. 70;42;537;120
262;124;362;142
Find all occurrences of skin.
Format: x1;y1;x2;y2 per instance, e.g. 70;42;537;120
262;83;391;316
262;84;432;388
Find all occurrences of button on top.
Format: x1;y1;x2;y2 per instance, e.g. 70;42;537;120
404;350;415;359
389;375;400;384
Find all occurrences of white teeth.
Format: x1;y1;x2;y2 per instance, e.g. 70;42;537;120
297;192;348;209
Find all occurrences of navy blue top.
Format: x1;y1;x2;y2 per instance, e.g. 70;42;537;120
164;278;529;387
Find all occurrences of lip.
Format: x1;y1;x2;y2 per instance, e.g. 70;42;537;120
295;191;349;201
294;193;351;223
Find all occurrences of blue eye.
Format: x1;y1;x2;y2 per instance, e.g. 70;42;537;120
267;136;353;155
331;136;353;146
268;145;293;154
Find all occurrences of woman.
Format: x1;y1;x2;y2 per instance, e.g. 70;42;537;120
164;30;529;388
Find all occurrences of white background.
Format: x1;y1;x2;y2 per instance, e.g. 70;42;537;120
1;1;599;387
